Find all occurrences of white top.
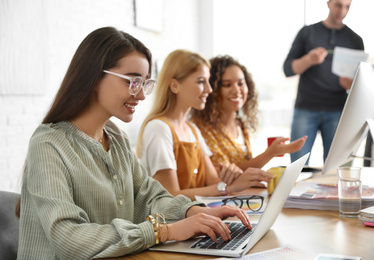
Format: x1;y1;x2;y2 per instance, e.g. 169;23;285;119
140;119;212;177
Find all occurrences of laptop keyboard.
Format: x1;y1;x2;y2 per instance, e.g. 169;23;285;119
190;222;257;251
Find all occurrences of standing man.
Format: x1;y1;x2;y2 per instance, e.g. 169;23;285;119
283;0;364;164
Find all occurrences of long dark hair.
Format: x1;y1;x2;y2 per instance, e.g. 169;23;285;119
16;27;152;217
190;55;258;132
43;26;152;123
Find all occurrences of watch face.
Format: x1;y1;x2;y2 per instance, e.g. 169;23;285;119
218;182;226;191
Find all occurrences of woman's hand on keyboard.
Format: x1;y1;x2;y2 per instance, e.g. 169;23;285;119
168;212;232;242
173;205;252;242
200;205;252;229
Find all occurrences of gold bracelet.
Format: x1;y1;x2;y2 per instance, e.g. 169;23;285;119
147;213;169;244
159;223;170;243
146;215;159;244
156;214;169;243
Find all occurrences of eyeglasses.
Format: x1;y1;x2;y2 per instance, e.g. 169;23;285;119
103;70;156;95
221;195;264;212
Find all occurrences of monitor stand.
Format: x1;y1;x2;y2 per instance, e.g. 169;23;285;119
350;119;374;164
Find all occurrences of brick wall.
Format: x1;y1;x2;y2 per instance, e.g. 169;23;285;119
0;0;202;192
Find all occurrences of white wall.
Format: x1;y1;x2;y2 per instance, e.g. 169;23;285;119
0;0;202;192
209;0;374;169
1;0;373;193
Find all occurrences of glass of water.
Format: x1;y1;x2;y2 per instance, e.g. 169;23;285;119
337;166;362;218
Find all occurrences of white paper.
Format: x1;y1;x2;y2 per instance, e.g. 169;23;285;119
360;205;374;214
332;46;369;78
315;253;361;260
216;244;316;260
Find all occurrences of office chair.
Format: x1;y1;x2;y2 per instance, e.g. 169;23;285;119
0;190;20;260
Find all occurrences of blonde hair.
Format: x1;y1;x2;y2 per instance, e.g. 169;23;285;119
136;49;210;157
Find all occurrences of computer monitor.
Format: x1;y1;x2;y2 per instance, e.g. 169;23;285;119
322;62;374;175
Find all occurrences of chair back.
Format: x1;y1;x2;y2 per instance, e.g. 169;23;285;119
0;191;20;260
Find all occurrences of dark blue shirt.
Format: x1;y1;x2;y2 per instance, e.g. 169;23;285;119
283;21;364;111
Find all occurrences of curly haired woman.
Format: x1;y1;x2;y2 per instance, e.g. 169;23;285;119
191;55;307;172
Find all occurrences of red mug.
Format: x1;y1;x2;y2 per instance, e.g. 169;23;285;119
267;137;284;157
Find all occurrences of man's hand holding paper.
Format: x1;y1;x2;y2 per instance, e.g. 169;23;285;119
332;46;369;78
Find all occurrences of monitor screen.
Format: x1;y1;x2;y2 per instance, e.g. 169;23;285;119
322;62;374;174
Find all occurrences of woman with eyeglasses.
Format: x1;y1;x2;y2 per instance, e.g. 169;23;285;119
190;55;307;172
136;50;272;201
16;28;253;260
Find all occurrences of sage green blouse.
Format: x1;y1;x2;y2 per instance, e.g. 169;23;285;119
18;120;201;260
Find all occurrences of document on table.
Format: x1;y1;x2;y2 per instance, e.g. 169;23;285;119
216;244;317;260
332;46;369;78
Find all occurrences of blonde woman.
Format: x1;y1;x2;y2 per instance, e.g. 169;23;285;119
137;50;272;200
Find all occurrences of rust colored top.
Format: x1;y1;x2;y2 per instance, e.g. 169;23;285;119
157;117;206;189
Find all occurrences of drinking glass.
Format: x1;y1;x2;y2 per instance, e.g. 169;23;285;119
337;166;362;218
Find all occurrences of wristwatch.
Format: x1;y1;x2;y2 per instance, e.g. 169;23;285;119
217;181;228;196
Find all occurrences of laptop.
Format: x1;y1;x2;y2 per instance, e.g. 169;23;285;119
149;153;309;258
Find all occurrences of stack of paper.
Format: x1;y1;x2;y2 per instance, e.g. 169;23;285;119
359;206;374;226
284;181;374;211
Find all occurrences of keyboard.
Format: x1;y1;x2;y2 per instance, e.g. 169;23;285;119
190;222;257;251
